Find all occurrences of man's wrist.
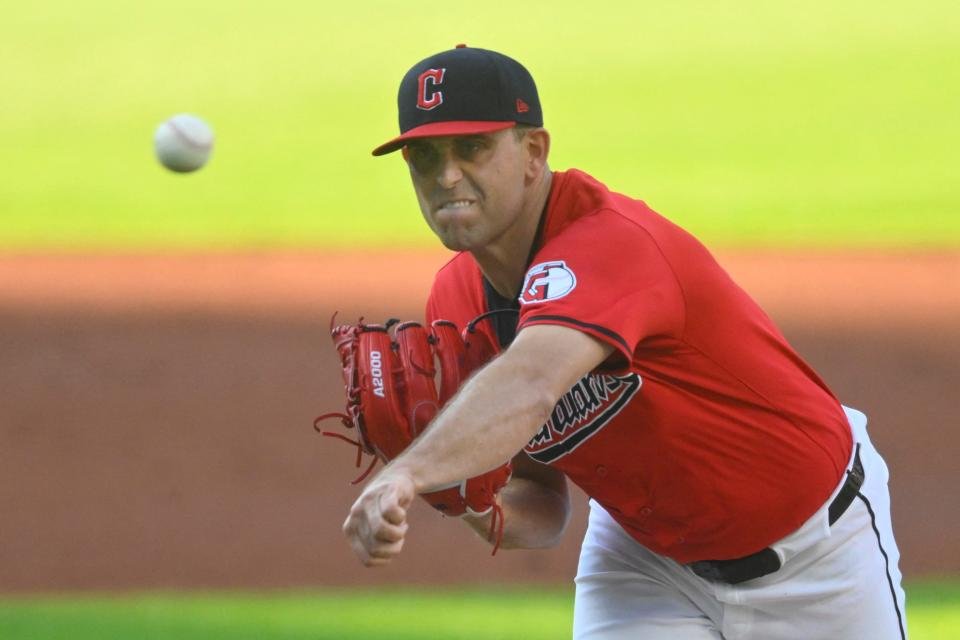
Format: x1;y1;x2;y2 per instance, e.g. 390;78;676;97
381;458;423;492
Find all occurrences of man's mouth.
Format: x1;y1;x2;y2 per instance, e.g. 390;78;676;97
436;199;476;212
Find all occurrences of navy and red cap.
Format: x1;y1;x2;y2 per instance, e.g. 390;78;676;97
372;45;543;156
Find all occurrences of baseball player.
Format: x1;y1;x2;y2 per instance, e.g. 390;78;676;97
341;45;907;639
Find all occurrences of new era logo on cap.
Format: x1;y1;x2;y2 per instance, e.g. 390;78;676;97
372;45;543;156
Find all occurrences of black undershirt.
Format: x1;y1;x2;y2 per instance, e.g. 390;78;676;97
480;197;551;349
481;279;521;348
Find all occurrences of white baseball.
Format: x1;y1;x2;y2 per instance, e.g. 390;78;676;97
154;113;214;172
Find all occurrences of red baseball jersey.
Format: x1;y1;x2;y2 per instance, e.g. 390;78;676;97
425;169;853;563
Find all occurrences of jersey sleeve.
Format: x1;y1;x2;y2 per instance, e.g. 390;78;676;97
517;209;685;364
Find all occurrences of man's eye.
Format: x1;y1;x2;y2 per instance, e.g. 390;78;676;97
409;146;438;172
456;140;484;157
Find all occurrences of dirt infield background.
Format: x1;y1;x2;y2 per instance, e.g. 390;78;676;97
1;252;957;592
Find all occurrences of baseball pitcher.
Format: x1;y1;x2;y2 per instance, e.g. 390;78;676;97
321;45;907;640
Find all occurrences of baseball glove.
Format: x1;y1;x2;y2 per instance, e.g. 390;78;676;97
315;312;515;553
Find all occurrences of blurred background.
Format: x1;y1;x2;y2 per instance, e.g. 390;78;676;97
1;0;957;638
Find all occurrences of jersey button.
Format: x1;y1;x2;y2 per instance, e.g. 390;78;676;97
640;507;652;516
595;465;608;477
677;536;686;544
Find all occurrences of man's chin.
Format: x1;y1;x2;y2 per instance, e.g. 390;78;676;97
439;232;489;252
439;237;471;252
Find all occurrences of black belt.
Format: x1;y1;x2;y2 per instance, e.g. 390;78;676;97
689;444;864;585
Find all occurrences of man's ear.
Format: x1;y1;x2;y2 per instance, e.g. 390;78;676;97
401;146;410;161
524;128;551;180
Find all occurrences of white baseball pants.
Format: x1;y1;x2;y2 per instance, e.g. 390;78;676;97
572;407;907;639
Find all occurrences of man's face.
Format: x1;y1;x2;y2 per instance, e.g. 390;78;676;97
404;129;530;252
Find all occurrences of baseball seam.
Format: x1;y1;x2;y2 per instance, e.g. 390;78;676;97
165;119;212;151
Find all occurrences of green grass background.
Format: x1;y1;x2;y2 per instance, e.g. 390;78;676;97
1;0;957;251
0;583;958;639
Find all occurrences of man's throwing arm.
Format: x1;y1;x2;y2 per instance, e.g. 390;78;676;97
340;323;613;566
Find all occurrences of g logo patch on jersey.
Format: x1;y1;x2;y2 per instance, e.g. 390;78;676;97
519;260;577;305
525;373;641;463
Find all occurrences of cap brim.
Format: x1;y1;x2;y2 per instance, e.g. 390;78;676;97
372;121;516;156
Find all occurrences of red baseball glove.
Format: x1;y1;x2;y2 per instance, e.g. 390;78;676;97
316;313;514;552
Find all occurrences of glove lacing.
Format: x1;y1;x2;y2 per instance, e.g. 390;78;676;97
464;307;519;334
313;413;379;484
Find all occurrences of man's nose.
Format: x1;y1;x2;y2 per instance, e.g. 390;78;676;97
436;153;463;189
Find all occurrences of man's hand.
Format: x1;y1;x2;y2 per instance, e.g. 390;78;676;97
342;471;415;567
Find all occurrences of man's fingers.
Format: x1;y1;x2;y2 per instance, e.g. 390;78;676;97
362;557;392;567
368;537;405;559
349;538;393;567
374;521;408;543
347;526;406;567
342;487;408;567
342;473;416;567
381;504;406;525
379;486;408;525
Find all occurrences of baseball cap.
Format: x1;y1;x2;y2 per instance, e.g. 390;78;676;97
372;45;543;156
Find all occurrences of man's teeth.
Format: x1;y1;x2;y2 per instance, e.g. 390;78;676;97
441;200;473;209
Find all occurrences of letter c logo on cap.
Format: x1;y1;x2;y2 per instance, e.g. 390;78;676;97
417;68;446;111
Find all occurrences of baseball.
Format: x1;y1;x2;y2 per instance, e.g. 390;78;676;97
154;113;214;173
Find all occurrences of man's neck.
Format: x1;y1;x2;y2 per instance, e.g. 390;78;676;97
472;170;553;299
